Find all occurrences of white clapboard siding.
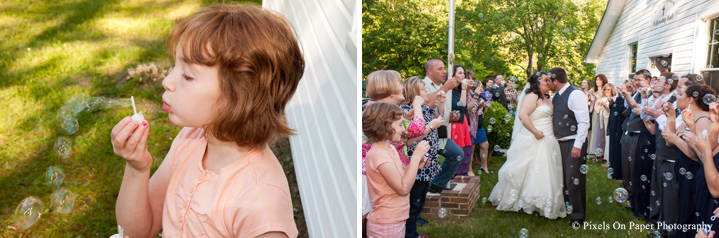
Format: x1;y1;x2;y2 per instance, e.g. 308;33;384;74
586;0;719;87
263;0;358;237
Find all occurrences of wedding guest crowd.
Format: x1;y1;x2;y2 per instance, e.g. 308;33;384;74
587;70;719;238
362;59;502;237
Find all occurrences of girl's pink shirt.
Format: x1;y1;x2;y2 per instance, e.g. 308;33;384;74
162;127;298;237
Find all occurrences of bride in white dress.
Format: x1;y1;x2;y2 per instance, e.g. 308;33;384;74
488;72;566;219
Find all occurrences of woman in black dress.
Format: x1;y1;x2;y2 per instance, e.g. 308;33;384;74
662;82;713;238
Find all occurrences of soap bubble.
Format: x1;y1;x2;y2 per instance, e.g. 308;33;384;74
609;196;613;203
59;118;79;135
487;125;492;132
665;172;673;181
562;4;567;8
641;175;647;181
478;13;483;18
567;205;573;214
45;166;65;188
495;93;499;97
661;60;668;67
520;228;528;238
482;197;487;204
614;111;618;116
438;208;447;218
63;93;88;115
694;91;700;97
489;117;496;124
595;148;604;157
563;28;569;33
573;178;579;185
608;168;614;174
679;167;686;175
504;114;512;123
697;75;704;81
651;190;656;196
55;136;71;158
13;197;44;231
614;188;629;203
607;172;612;179
562;114;568;119
506;133;511;137
656;200;661;207
579;164;588;174
539;53;543;58
686;172;693;180
704;94;716;105
650;154;656;160
570;125;576;131
644;148;649;153
596;197;602;205
50;187;75;214
494;145;500;152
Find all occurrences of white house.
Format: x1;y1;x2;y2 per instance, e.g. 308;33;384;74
263;0;358;237
585;0;719;90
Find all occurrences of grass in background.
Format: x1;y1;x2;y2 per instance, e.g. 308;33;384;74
0;0;309;237
418;155;649;237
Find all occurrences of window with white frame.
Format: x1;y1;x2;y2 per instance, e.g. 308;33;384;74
628;42;638;79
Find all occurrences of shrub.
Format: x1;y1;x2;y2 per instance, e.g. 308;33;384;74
482;102;515;153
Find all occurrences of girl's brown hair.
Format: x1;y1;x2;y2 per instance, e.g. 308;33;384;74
685;83;716;111
167;3;305;149
362;102;404;142
402;76;425;106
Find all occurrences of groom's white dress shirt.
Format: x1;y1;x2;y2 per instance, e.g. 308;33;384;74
557;83;590;149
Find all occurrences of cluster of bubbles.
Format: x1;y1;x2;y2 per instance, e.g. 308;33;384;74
12;93;133;231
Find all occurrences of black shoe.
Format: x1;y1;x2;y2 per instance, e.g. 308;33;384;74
491;151;505;156
428;184;443;194
417;217;429;226
622;205;632;210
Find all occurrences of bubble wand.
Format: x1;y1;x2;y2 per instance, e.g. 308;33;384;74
130;96;144;122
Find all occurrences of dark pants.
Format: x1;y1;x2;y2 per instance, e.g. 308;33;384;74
621;132;639;196
405;180;430;238
559;140;588;221
659;161;679;237
431;139;463;189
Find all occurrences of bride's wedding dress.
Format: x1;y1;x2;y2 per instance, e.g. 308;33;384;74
488;104;566;219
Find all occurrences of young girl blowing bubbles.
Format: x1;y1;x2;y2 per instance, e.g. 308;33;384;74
111;4;303;238
363;102;430;237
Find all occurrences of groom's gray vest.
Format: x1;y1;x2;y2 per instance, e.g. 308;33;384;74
553;85;579;139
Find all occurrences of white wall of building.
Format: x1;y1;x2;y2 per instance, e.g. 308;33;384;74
263;0;358;237
588;0;719;86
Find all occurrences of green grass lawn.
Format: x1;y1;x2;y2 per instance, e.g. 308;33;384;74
0;0;308;237
418;155;651;237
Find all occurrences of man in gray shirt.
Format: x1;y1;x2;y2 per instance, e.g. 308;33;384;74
421;59;464;195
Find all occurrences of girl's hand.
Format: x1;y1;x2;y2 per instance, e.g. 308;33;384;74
683;110;695;129
534;131;544;140
710;103;719;123
413;95;425;108
664;102;676;118
437;90;447;103
696;134;712;156
429;118;444;130
662;129;678;144
411;141;430;162
111;117;152;172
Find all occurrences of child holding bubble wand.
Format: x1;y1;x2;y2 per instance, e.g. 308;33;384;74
363;102;431;237
111;4;303;238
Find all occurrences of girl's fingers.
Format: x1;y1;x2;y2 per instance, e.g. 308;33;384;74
114;121;139;147
134;123;150;154
127;122;147;151
111;117;132;138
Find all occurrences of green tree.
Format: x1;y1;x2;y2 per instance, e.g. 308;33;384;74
363;0;607;86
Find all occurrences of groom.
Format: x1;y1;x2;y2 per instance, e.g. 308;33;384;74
547;67;590;226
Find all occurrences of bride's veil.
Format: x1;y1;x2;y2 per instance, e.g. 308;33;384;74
510;79;532;144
